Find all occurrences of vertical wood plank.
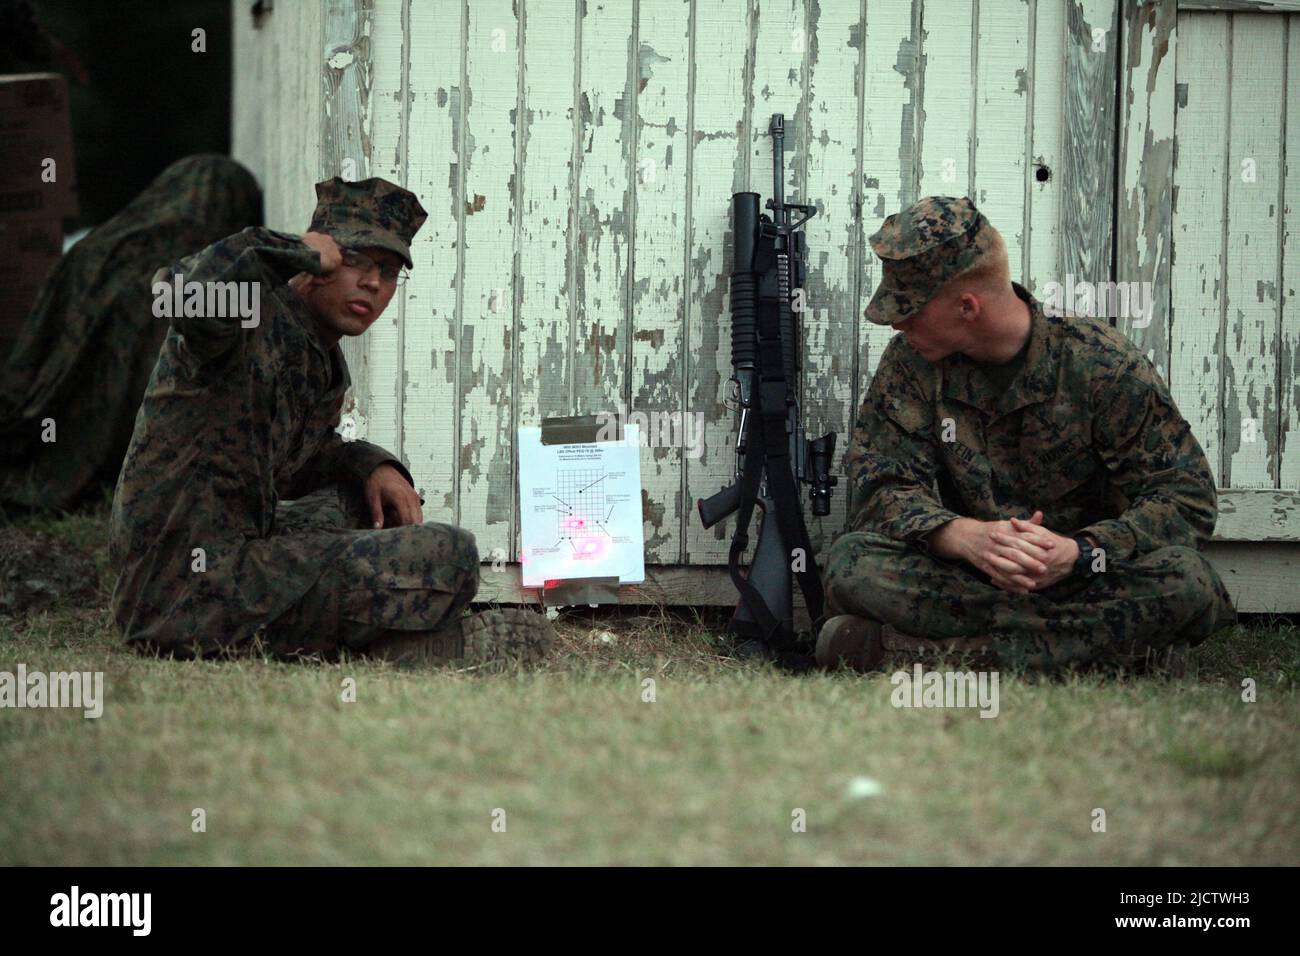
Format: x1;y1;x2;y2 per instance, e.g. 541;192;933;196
231;4;267;189
1281;18;1299;492
1171;11;1229;488
1027;0;1065;296
917;0;974;202
320;0;374;181
323;0;394;468
261;1;322;233
861;0;919;224
350;0;402;466
632;0;692;563
748;0;805;203
457;0;522;557
973;0;1031;284
1117;0;1176;373
1223;13;1284;488
683;0;754;564
856;0;917;518
1058;0;1117;293
514;5;582;426
513;0;578;560
574;0;635;421
401;1;464;522
801;0;863;546
321;0;375;394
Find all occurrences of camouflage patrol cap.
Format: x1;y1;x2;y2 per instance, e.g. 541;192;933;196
864;195;995;325
308;176;428;270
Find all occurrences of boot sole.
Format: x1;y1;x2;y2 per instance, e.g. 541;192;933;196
372;607;555;669
460;606;555;669
815;614;886;673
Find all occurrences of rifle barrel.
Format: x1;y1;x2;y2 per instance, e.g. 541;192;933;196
769;113;785;222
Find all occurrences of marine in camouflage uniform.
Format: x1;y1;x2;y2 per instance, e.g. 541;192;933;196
1;155;263;511
818;196;1237;673
108;176;554;666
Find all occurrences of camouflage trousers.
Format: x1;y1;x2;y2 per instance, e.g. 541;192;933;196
256;482;480;661
824;531;1238;671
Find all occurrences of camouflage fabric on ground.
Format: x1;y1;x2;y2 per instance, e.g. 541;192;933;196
0;155;263;511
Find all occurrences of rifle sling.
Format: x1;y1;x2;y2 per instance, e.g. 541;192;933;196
758;299;826;633
727;280;826;650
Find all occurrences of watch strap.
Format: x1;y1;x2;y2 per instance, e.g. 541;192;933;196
1073;535;1097;577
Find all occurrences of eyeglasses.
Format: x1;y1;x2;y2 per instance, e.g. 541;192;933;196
341;248;409;285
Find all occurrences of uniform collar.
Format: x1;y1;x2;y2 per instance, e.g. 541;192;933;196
940;281;1058;417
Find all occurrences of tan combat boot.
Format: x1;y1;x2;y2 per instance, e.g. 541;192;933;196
369;607;555;669
815;614;887;673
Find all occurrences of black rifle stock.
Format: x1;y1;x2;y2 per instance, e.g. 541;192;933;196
697;112;838;653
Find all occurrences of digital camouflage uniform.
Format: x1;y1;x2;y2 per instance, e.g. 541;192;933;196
109;177;481;659
825;196;1237;671
1;155;263;510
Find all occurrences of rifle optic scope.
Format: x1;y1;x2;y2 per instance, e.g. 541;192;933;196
807;433;839;517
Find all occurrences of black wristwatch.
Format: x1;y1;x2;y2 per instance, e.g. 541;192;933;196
1072;535;1098;577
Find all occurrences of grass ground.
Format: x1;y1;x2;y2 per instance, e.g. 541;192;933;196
1;499;1297;865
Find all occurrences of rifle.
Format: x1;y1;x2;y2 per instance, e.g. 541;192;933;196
696;112;839;660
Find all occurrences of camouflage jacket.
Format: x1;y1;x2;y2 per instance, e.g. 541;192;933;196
109;226;414;651
844;282;1219;562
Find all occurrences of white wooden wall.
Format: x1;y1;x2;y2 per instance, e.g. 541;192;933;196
1169;10;1299;493
233;0;1300;611
1119;0;1300;611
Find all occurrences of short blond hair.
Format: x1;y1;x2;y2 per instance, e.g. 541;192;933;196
942;224;1010;298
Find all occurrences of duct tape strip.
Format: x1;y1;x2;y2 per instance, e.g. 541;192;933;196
542;575;623;606
540;413;621;445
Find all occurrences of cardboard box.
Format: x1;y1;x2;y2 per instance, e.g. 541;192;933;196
0;73;79;220
0;216;63;355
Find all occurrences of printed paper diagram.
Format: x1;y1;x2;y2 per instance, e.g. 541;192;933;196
553;469;614;544
517;424;645;587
